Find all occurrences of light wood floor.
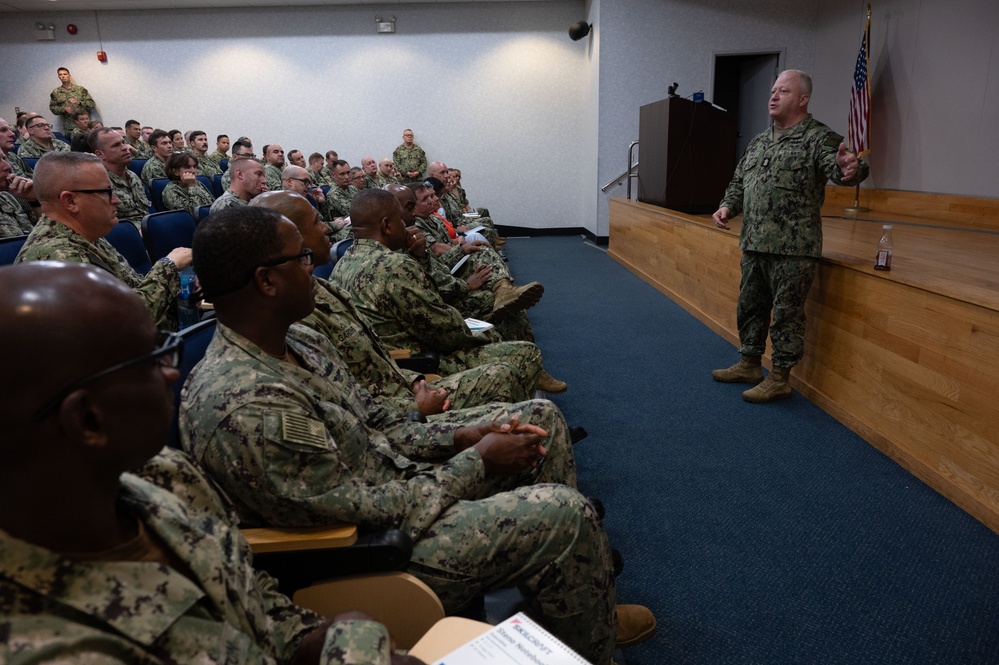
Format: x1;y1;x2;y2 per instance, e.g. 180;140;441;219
609;196;999;534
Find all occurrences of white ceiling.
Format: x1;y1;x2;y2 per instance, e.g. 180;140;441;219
1;0;551;10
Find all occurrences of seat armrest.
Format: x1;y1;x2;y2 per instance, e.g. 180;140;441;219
242;524;357;553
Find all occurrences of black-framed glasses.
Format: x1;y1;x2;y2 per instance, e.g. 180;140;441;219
68;187;115;203
209;248;314;298
28;122;53;130
34;330;184;422
288;177;312;186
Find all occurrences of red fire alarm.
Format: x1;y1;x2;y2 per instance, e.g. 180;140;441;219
67;24;78;35
97;50;108;62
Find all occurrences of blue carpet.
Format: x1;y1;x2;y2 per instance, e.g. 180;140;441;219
505;235;999;664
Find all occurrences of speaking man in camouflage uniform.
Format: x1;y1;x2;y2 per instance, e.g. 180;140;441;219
252;191;541;414
48;67;97;133
17;116;70;158
712;69;870;403
181;205;656;663
0;262;407;664
91;127;151;230
15;152;191;330
393;129;427;183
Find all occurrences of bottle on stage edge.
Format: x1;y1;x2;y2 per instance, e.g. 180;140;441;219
874;224;893;271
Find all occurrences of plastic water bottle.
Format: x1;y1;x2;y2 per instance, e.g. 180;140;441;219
874;224;893;271
177;266;200;329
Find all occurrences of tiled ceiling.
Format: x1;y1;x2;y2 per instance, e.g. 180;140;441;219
1;0;551;10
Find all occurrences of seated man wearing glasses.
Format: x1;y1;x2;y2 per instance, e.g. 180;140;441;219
15;152;192;330
0;261;411;664
16;116;70;158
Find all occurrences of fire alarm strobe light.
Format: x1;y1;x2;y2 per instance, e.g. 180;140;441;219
97;50;107;62
67;24;78;34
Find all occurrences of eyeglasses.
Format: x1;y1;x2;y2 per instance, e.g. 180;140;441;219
34;330;183;422
68;186;115;203
209;248;314;298
288;177;312;186
28;122;53;130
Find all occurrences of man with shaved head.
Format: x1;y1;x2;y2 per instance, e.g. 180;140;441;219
332;190;565;393
211;155;268;212
91;126;151;230
252;190;541;413
281;164;326;209
15;152;192;329
0;261;406;663
360;156;379;189
262;143;286;192
375;157;399;188
181;203;653;663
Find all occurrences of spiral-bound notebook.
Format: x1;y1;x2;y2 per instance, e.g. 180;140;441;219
432;612;591;665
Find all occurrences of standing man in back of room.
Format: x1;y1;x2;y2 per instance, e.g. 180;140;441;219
48;67;96;134
711;69;869;403
393;129;427;183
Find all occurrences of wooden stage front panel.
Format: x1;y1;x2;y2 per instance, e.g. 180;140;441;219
608;196;999;534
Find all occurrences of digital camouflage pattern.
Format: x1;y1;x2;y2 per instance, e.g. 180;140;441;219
179;323;616;664
140;157;168;186
48;83;96;131
720;114;870;259
211;189;248;213
415;215;509;289
392;144;427;183
196;154;223;178
720;114;871;368
0;448;396;664
331;238;542;389
109;168;151;229
127;137;154;159
301;276;537;412
15;215;180;329
264;163;283;192
208;149;228;169
163;181;215;219
323;184;358;219
5;152;33;178
0;191;33;237
373;173;400;188
16;138;70;159
312;166;335;187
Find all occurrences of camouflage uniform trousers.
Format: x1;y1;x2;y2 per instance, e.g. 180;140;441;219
408;485;616;665
430;359;536;407
737;250;817;368
438;339;542;398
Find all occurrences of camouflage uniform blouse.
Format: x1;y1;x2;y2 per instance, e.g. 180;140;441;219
163;181;215;218
15;215;180;329
392;144;427;182
719;114;870;258
16;138;70;158
127;137;154;159
48;83;96;131
0;449;394;664
0;191;33;237
140;157;169;186
109;168;151;229
323;184;358;219
179;322;477;535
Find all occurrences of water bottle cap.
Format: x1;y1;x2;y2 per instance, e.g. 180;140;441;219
882;224;892;230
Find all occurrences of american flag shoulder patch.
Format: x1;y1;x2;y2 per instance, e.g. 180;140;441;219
280;413;327;448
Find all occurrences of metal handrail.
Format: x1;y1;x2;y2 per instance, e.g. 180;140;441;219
600;141;639;196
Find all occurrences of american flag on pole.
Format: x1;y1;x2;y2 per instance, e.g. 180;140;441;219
848;8;872;157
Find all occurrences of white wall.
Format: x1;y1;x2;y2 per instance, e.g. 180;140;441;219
0;1;592;230
811;0;999;197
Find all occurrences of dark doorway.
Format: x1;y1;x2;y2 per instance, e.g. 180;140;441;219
713;52;781;160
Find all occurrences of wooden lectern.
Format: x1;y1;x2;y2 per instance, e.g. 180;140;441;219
637;97;737;214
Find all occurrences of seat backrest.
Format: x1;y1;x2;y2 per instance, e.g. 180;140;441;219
320;185;331;197
332;237;353;263
104;222;153;274
141;210;197;261
128;158;147;178
211;174;224;198
312;261;334;280
0;234;29;266
219;158;228;173
53;131;67;142
168;317;218;448
196;176;217;199
149;178;170;212
197;205;213;224
22;157;40;172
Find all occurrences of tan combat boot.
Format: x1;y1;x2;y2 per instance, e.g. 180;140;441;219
711;355;763;384
616;604;657;648
490;279;543;321
535;369;568;394
742;366;792;403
